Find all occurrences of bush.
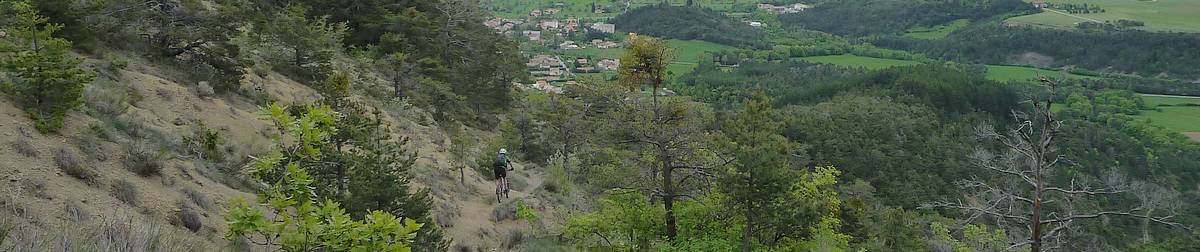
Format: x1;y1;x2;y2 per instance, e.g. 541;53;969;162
176;204;202;232
196;81;215;98
179;187;212;211
75;133;108;161
83;80;134;116
123;141;164;176
64;199;89;222
55;148;96;182
111;179;138;206
11;139;39;157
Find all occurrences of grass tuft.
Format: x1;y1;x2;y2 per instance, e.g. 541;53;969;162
10;139;39;158
123;141;164;177
111;179;138;206
55;148;97;183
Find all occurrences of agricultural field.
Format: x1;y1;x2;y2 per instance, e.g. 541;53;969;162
904;19;971;40
562;39;733;75
1137;95;1200;134
1006;0;1200;33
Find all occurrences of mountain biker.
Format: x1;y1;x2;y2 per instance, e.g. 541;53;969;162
494;148;515;197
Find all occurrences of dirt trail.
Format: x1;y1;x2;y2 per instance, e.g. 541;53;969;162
439;160;549;250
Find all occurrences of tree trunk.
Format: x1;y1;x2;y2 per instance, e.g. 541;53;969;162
1142;208;1153;243
662;152;677;240
743;202;754;252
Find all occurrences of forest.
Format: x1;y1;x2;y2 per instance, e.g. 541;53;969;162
872;24;1200;80
779;0;1031;36
612;3;771;49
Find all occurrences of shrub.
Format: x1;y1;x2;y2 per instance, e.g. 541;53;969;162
83;80;133;116
182;123;223;162
179;187;212;211
111;179;138;206
55;148;96;182
11;139;39;157
75;133;108;161
123;141;164;176
176;205;202;232
196;81;215;98
64;199;89;222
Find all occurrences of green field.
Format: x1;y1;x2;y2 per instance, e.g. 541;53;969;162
904;19;971;40
1007;0;1200;33
564;39;733;75
797;55;1098;82
798;55;922;70
1137;95;1200;133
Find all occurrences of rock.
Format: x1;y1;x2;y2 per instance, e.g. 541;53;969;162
173;117;189;126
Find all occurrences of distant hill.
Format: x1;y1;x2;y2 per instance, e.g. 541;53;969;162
612;4;770;50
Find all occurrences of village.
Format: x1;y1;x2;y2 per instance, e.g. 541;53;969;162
483;6;629;94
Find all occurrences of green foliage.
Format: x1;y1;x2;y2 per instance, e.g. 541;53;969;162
619;36;672;95
780;0;1030;36
182;123;224;162
613;4;770;49
251;4;347;79
0;1;96;133
515;200;540;233
225;103;422;251
930;222;1014;252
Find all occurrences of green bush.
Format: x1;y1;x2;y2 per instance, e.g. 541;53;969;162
0;2;96;133
111;179;138;206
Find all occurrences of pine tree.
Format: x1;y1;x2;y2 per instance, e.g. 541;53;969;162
721;90;792;252
0;1;95;133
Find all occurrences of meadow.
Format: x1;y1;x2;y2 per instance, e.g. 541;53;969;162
1137;95;1200;133
1006;0;1200;33
563;39;733;75
904;19;971;40
797;55;1094;82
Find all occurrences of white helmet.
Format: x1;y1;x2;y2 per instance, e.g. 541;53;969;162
499;148;507;154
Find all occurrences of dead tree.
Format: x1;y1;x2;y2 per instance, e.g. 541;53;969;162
926;77;1192;251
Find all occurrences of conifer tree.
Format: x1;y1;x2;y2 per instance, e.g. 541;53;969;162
0;1;95;133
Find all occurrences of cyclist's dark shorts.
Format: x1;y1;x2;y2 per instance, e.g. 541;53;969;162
494;166;507;179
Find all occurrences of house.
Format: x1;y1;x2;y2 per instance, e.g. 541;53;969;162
528;54;564;69
575;66;595;73
590;23;616;34
591;39;620;49
757;3;810;14
544;8;561;15
747;21;764;27
540;19;561;30
523;30;542;41
597;59;620;71
530;9;543;17
576;58;589;65
559;41;579;50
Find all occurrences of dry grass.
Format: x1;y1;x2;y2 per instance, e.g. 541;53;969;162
54;148;96;183
122;141;164;177
83;80;135;117
178;187;213;211
111;179;138;206
10;139;38;158
64;199;89;223
0;210;211;251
